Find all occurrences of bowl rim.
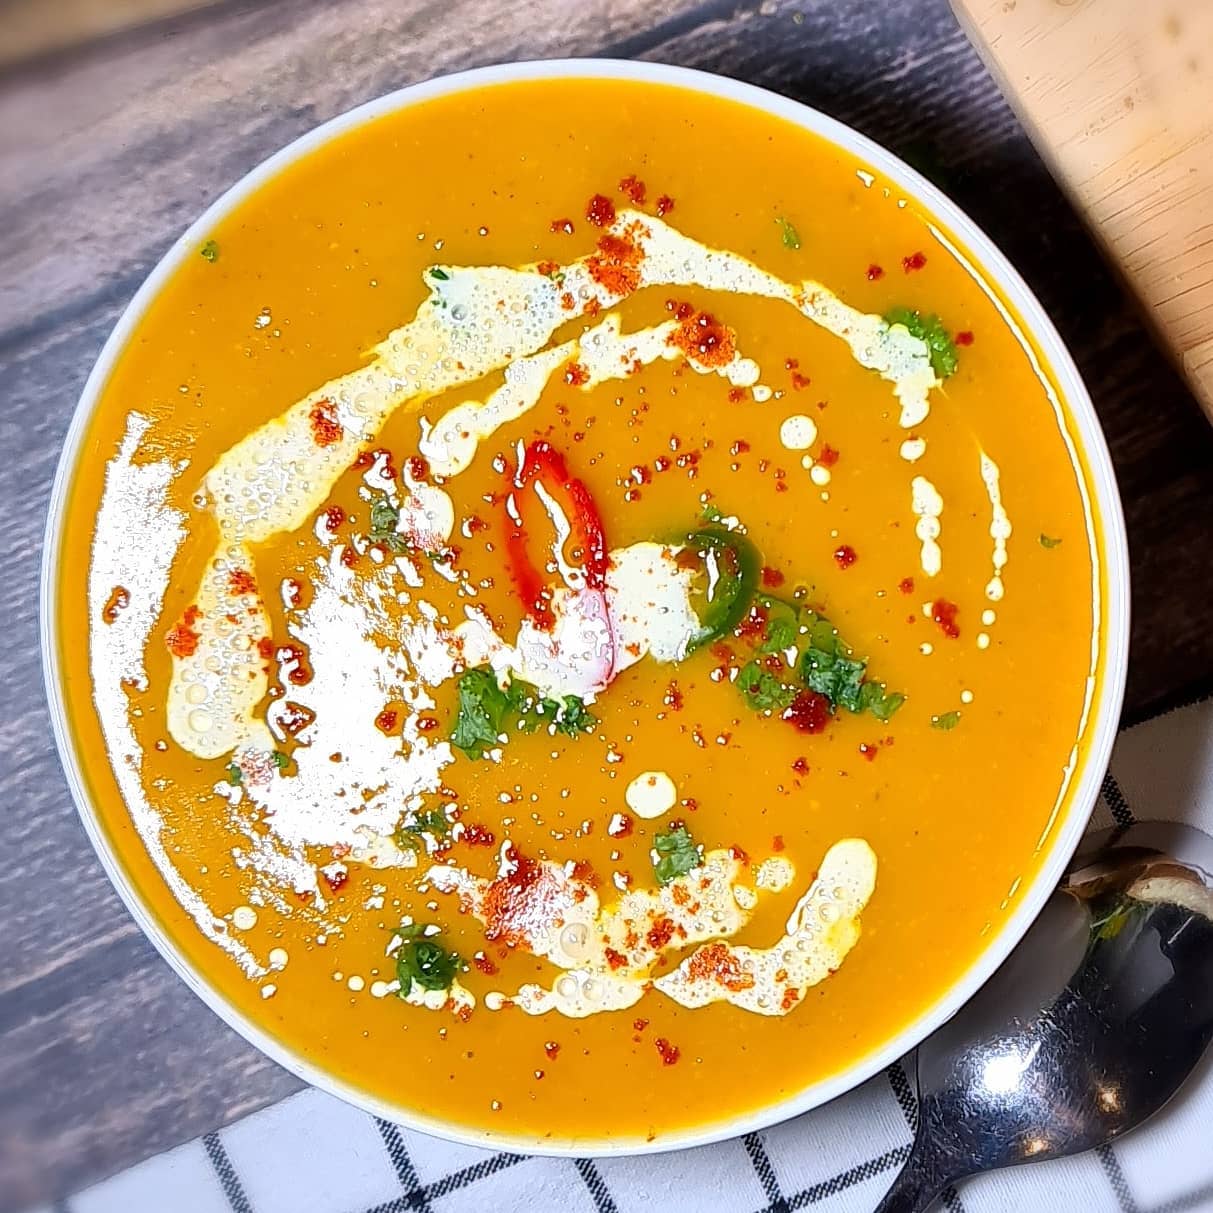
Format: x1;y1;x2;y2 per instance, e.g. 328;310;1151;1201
40;56;1130;1157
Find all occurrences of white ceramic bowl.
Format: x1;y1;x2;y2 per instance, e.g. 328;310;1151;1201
41;58;1130;1155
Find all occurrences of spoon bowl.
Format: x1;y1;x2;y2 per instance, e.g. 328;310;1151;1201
876;821;1213;1212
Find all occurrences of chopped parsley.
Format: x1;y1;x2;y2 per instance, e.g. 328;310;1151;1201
1090;898;1140;942
652;825;702;885
200;239;219;262
884;307;959;378
738;661;797;712
392;923;462;992
271;749;290;771
450;668;595;758
700;502;724;523
428;267;450;281
931;710;961;731
224;763;243;785
368;496;407;552
778;217;802;250
1039;533;1063;549
732;594;904;726
450;668;514;757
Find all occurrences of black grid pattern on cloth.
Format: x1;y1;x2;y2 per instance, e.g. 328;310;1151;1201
52;694;1213;1213
203;1130;254;1213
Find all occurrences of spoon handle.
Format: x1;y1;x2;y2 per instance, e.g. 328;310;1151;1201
873;1147;947;1213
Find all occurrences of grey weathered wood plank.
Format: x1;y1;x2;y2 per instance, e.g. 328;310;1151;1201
1;0;1211;1208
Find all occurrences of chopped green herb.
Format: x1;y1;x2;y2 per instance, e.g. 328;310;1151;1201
200;239;219;263
271;750;290;771
778;217;801;250
392;923;462;992
931;710;962;731
450;668;513;757
409;808;451;836
224;763;243;785
700;503;723;523
738;661;798;712
755;596;804;655
859;682;905;722
451;669;594;758
1039;533;1063;549
801;625;867;713
428;267;450;281
652;825;702;885
368;497;407;552
884;307;959;378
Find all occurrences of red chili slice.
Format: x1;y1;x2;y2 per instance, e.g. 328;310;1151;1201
503;440;609;629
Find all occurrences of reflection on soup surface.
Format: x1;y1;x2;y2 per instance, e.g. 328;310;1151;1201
60;77;1105;1143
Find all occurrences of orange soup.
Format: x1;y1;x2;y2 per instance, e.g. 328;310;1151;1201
55;75;1107;1145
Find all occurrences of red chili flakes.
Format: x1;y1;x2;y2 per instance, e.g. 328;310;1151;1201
781;986;800;1012
859;742;879;762
586;229;643;296
228;568;257;596
866;263;885;281
783;689;832;734
564;362;589;387
654;1038;681;1066
322;867;348;893
735;603;768;643
931;598;961;639
688;941;755;992
618;174;646;204
655;194;675;216
544;1041;561;1059
536;259;559;278
663;681;684;711
571;859;600;888
664;299;695;321
605;947;628;971
761;566;785;588
955;330;974;346
560;291;576;311
463;823;496;847
727;387;746;404
772;834;785;852
898;576;915;595
481;846;560;947
902;250;928;273
791;757;809;775
308;398;343;447
633;1017;649;1032
322;505;345;531
407;455;429;481
729;844;749;864
101;586;130;625
833;544;858;569
465;515;488;535
417;715;439;732
730;439;751;456
790;370;811;391
353;450;375;470
585;193;616;227
549;218;575;235
817;444;840;468
646;916;676;951
374;708;399;735
668;309;736;368
165;605;202;658
473;953;498;976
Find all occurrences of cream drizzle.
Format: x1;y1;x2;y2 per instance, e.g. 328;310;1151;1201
655;839;875;1014
911;475;944;577
979;450;1011;602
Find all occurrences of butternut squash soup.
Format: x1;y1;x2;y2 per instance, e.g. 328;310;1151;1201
49;67;1120;1147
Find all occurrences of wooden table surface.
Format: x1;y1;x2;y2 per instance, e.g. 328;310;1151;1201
2;1;1212;1209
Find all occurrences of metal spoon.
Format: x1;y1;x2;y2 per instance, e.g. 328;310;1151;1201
874;821;1213;1212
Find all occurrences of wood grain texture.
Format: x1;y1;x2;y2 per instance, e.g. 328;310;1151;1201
0;0;1211;1208
953;0;1213;418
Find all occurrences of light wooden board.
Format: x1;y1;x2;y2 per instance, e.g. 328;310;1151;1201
953;0;1213;419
